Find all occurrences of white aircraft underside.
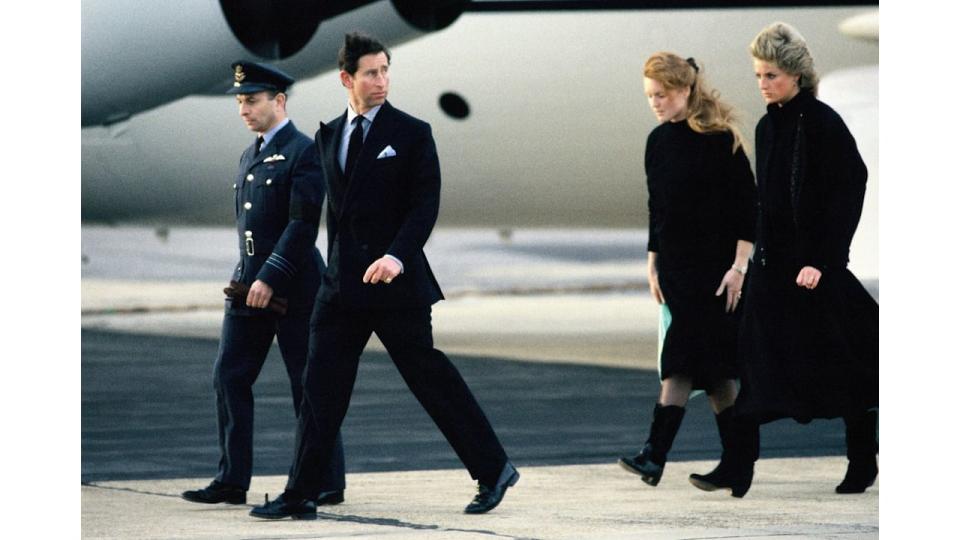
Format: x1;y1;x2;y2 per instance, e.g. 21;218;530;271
81;1;879;278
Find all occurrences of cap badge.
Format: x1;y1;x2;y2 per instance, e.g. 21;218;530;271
234;65;246;87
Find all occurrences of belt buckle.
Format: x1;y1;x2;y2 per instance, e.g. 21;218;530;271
245;238;255;256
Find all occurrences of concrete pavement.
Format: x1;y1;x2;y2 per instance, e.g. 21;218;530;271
83;458;878;539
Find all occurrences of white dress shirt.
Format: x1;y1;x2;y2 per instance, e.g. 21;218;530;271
337;103;382;172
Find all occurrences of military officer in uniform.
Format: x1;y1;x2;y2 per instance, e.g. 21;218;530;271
182;61;346;507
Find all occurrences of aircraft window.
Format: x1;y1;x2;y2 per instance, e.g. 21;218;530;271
439;92;470;120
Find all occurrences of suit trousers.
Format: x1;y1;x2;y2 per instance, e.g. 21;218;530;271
287;299;508;498
213;309;346;491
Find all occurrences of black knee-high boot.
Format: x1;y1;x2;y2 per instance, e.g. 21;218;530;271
618;404;685;486
688;408;758;498
836;409;878;494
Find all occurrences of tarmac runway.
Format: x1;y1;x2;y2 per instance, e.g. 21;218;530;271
82;328;850;484
80;226;879;538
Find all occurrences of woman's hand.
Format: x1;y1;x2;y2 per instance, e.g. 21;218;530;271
648;253;665;305
715;269;745;312
649;269;665;305
647;265;666;304
795;266;822;289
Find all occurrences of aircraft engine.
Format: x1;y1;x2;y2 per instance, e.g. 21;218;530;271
81;0;466;127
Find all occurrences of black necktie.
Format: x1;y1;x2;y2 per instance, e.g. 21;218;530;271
344;116;365;178
255;136;264;155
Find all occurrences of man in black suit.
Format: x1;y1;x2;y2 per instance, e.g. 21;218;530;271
251;34;518;520
181;62;345;506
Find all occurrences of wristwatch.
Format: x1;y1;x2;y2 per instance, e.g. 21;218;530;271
731;264;748;275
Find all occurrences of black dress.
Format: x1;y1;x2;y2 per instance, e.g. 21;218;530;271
646;120;757;390
735;90;879;424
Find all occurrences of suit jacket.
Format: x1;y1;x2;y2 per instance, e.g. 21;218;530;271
228;120;326;316
314;101;444;309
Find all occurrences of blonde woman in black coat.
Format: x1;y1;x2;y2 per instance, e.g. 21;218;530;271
720;22;879;494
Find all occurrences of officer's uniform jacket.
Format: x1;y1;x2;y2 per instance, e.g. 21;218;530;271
229;120;326;315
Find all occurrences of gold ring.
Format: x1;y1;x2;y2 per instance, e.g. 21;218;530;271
385;278;392;284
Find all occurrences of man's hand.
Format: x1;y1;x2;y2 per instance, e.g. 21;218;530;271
363;257;402;285
246;279;274;308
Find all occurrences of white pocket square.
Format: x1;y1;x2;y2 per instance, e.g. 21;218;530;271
376;145;396;159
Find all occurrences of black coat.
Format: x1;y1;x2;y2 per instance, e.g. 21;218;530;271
314;101;444;309
645;121;757;389
228;121;326;316
753;90;868;270
736;91;878;423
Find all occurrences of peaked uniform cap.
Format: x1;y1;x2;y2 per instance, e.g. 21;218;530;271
227;61;295;94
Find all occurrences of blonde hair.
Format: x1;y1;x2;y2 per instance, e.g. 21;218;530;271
643;52;746;153
750;22;819;96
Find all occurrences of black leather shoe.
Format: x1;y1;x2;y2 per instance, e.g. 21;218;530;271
249;492;317;520
835;459;878;494
464;462;520;514
181;481;246;504
689;461;754;498
618;444;664;486
315;489;345;506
